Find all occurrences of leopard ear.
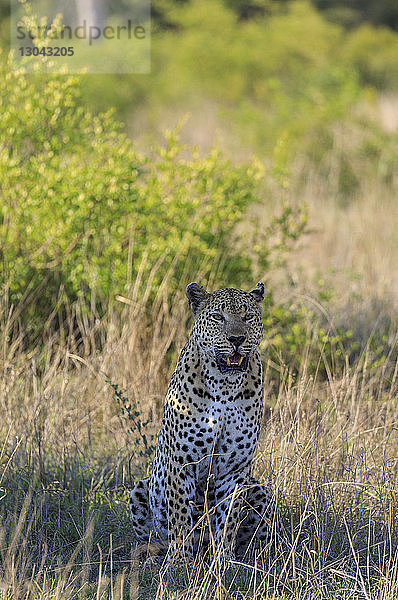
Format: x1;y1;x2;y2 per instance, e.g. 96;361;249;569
249;282;265;303
186;282;210;313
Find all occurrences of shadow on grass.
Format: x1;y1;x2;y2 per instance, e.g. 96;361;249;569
1;462;397;599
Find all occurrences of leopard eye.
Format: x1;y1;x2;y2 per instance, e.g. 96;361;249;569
243;313;256;322
211;312;224;322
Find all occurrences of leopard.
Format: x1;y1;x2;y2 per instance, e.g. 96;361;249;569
129;282;276;565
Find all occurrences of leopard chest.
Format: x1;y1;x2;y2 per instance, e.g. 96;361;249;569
163;386;260;480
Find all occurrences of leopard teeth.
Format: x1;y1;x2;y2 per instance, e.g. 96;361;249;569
227;357;231;366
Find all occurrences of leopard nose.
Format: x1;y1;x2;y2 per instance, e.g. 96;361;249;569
228;335;246;349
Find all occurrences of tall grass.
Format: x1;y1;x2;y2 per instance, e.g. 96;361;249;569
0;258;397;599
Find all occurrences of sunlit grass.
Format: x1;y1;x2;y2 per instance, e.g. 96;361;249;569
0;264;397;599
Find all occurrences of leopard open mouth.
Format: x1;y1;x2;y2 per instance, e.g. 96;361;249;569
215;352;249;374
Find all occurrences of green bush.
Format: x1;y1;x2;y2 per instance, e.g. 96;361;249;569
82;0;365;154
0;52;307;343
343;24;398;88
0;45;385;381
77;0;398;206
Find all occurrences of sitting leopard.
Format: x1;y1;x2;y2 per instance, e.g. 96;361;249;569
129;282;276;563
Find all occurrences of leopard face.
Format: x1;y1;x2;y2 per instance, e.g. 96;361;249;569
186;283;265;375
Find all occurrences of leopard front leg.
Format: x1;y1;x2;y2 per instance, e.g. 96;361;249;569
165;461;196;564
214;470;250;562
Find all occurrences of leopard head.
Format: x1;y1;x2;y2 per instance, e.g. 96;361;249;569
186;282;265;374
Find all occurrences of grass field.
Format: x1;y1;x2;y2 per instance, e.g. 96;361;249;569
1;235;397;598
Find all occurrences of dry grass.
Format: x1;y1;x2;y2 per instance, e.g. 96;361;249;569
0;258;397;599
286;186;398;311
